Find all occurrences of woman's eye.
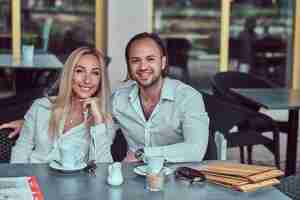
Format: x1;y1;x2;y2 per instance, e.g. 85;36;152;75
75;69;83;73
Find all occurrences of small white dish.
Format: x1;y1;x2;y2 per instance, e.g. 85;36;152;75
134;165;173;176
49;161;87;173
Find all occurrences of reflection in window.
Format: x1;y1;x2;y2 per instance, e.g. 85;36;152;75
154;0;220;88
230;1;294;87
22;0;95;62
0;0;11;52
154;0;294;88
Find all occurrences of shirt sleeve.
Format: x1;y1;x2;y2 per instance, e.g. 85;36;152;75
10;101;38;163
111;90;121;132
89;122;114;163
144;93;209;162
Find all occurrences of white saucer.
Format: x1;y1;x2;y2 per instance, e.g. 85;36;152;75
49;161;87;173
134;165;173;176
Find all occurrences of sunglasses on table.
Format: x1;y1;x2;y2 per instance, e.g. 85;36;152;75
175;167;206;184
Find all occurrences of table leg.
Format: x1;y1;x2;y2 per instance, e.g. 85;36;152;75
285;109;299;176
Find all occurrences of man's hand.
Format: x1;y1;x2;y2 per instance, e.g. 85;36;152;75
0;120;24;138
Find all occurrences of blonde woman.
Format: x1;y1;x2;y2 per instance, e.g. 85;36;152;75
10;47;113;165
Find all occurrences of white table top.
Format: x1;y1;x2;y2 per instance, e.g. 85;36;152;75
0;54;63;69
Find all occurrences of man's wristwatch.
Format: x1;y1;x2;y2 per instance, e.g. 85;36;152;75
135;148;145;161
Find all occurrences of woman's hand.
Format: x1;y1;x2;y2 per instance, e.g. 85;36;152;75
82;97;104;125
0;119;24;138
124;150;139;163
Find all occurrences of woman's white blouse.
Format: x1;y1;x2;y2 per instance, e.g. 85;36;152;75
10;97;113;163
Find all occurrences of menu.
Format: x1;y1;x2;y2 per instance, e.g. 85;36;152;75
0;176;44;200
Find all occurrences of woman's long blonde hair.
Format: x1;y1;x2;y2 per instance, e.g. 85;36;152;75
48;47;111;137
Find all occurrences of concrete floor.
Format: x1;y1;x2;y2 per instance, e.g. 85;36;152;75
227;133;300;172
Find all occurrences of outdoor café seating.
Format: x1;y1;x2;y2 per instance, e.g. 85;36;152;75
210;72;282;168
201;91;280;168
211;71;289;137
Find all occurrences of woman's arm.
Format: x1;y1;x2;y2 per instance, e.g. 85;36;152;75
144;93;209;162
10;102;38;163
0;120;24;138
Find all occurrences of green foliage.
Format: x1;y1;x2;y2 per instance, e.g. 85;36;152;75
22;34;37;45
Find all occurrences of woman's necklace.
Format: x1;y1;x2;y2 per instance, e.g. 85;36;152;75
69;116;74;125
67;101;82;126
68;102;74;125
67;109;75;126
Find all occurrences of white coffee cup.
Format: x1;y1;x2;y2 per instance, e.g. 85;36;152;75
59;146;78;169
146;156;164;174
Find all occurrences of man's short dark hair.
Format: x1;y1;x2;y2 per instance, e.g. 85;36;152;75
125;32;169;79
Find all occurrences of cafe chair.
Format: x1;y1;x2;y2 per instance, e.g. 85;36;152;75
211;71;289;134
275;175;300;200
0;129;17;163
200;91;281;168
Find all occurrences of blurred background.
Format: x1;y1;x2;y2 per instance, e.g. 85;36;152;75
0;0;297;90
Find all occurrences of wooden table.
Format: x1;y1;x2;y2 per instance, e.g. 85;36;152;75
0;53;63;69
231;88;300;176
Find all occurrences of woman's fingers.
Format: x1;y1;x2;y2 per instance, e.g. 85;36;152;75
81;98;104;124
0;120;23;138
81;98;92;112
8;128;21;139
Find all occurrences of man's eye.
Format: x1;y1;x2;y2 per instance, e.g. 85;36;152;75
147;57;156;62
130;59;140;64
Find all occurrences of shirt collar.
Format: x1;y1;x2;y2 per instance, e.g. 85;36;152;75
128;77;175;102
129;81;139;103
160;77;175;101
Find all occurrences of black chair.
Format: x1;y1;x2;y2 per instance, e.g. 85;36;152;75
211;71;289;133
211;71;278;109
201;91;280;168
0;129;17;163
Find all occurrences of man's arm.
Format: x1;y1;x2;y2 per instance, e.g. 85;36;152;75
144;92;209;162
0;120;24;138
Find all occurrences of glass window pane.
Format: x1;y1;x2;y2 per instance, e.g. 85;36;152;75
0;0;11;52
153;0;221;89
21;0;95;63
230;0;294;87
0;0;15;97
